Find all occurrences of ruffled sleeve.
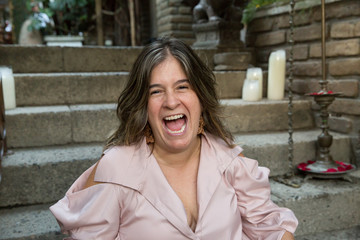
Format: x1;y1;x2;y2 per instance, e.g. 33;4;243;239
49;164;121;240
226;155;298;240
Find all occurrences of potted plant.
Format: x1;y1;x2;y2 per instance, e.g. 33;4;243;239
26;0;94;46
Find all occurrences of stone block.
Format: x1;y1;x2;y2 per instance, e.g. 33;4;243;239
167;30;195;39
63;47;143;72
291;79;359;98
221;99;313;133
158;6;178;17
5;106;72;147
329;116;353;134
179;6;191;14
70;104;118;143
293;24;322;42
158;15;193;25
249;17;274;33
236;130;352;176
68;72;127;104
255;30;286;47
313;0;360;21
272;180;360;236
293;61;322;77
257;45;308;64
314;114;353;134
329;98;360;116
356;21;360;37
178;23;193;31
0;144;102;207
286;44;309;60
310;39;360;57
15;73;128;106
157;23;178;33
329;58;360;76
214;52;252;71
15;73;69;106
214;71;246;98
274;14;289;29
0;204;65;239
331;20;360;38
0;46;63;73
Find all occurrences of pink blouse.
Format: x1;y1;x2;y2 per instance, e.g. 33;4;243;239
50;133;298;240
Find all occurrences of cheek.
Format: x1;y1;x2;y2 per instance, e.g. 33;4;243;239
147;100;159;124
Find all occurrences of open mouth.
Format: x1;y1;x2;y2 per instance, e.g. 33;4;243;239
163;114;187;135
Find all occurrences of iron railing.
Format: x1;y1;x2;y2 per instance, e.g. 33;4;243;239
0;72;7;184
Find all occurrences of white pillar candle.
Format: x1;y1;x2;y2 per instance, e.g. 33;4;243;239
242;77;261;102
246;67;263;99
0;66;16;110
267;50;286;100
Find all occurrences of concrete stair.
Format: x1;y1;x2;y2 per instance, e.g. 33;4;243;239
1;45;358;239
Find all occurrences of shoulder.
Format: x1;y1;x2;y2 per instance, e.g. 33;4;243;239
93;139;149;188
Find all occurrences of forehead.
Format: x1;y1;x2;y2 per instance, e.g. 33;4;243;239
150;55;187;83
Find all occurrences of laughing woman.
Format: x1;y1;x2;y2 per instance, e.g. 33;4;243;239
50;37;298;240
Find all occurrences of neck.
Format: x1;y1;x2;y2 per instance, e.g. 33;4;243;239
153;137;201;169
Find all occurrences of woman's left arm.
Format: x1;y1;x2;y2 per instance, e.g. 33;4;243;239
230;154;298;239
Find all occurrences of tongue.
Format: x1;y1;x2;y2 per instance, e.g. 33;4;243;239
165;118;185;131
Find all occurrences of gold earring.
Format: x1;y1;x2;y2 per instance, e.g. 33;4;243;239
197;116;205;135
144;124;155;144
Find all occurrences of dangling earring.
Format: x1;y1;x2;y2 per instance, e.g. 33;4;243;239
197;115;205;135
144;123;155;144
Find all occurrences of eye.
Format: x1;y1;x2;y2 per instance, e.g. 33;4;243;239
177;85;189;90
150;90;161;95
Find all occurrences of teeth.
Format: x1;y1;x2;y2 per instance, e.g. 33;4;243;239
164;114;184;121
167;124;186;134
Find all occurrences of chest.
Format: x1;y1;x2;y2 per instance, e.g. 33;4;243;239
117;178;242;240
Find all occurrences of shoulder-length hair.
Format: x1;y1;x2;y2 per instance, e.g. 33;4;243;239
105;37;234;149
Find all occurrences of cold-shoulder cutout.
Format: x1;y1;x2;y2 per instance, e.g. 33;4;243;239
82;160;104;190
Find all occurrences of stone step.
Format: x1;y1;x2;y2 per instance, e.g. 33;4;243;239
0;130;352;207
13;71;249;107
1;174;359;240
5;100;314;148
0;45;217;73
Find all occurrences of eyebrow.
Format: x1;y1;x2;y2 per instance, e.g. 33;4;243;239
149;79;189;89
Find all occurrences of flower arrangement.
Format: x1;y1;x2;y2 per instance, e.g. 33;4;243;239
307;90;335;96
242;0;287;24
297;160;353;173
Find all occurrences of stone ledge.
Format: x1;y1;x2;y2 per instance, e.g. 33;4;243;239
1;176;359;239
271;179;360;236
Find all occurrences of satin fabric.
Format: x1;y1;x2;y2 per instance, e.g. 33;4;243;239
50;133;298;240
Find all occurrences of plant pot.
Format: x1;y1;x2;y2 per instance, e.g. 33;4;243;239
44;35;84;47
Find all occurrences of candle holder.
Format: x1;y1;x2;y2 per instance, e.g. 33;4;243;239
297;91;356;178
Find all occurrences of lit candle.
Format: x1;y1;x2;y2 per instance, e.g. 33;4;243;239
0;66;16;110
243;68;262;102
267;50;286;100
246;67;263;99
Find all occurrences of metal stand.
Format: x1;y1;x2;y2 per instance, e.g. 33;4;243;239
297;0;356;178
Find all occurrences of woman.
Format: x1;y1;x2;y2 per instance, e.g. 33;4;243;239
50;37;298;239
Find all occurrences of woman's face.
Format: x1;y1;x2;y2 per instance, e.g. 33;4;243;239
147;55;202;154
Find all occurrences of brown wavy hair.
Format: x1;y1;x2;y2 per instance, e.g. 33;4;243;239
105;37;234;149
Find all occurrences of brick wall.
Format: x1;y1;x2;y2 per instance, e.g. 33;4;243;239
247;0;360;163
156;0;195;45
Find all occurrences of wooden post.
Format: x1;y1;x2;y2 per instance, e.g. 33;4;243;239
95;0;104;46
128;0;136;46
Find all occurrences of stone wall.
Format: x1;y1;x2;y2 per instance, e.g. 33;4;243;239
156;0;195;45
247;0;360;164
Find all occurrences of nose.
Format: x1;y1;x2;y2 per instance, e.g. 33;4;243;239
163;92;180;109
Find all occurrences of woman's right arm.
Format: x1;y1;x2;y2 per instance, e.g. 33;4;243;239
50;164;121;239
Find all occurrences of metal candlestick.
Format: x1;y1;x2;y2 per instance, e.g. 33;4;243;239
297;0;355;178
